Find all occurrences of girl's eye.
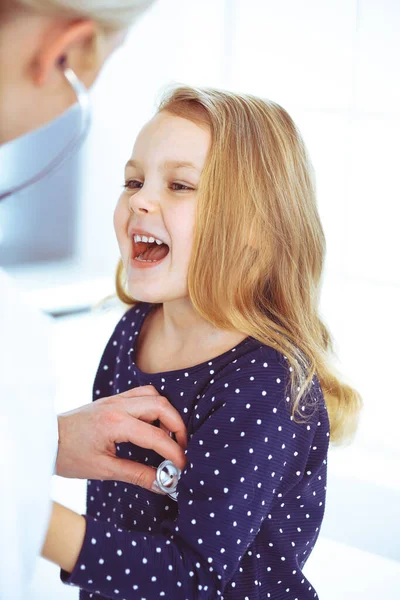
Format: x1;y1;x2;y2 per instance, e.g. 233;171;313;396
123;180;142;190
122;180;194;192
170;182;194;191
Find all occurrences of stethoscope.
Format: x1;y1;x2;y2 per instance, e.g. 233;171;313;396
155;459;182;501
0;58;90;201
154;428;183;501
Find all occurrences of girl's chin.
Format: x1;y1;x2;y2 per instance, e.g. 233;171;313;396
126;280;164;304
126;282;188;306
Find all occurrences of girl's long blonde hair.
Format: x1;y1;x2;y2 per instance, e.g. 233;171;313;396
116;86;362;445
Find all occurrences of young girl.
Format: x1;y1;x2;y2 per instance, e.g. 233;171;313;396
60;86;361;599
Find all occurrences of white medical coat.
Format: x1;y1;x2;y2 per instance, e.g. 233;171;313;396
0;268;58;598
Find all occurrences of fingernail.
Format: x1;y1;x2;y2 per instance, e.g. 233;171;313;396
151;479;166;495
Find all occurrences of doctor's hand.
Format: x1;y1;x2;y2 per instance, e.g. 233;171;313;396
55;386;187;494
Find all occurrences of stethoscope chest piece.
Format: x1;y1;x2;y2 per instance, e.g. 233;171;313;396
156;459;181;501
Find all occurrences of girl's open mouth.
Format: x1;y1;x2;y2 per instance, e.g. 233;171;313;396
131;233;170;268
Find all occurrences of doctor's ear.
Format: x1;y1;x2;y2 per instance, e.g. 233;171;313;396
33;19;108;89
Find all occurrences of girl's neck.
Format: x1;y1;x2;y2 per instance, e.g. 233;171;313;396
136;298;248;374
156;298;241;352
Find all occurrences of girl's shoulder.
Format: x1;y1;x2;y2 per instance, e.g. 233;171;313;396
219;337;324;399
209;336;292;381
204;339;326;419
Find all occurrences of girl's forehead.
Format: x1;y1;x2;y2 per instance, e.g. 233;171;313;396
130;112;211;167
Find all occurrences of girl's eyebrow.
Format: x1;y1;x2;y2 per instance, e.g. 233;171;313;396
162;160;199;172
125;159;199;172
125;159;141;170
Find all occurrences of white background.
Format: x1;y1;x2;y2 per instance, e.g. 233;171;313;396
11;0;400;597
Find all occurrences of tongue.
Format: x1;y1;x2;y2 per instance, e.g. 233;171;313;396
141;243;169;261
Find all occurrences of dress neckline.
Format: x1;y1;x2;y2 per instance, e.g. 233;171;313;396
129;302;254;377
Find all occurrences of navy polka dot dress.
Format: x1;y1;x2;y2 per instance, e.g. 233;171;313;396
61;302;329;599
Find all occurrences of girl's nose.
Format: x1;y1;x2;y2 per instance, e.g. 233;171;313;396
130;202;148;215
129;187;157;215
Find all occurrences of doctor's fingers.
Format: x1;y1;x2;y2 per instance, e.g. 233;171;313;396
102;457;167;494
114;417;187;472
112;391;188;450
117;385;161;398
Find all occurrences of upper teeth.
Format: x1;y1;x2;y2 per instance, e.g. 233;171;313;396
134;234;164;245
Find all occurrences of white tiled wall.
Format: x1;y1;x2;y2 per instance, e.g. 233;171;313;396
229;0;358;112
344;116;400;283
353;0;400;115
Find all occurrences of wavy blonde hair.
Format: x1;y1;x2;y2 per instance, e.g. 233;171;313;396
116;86;362;445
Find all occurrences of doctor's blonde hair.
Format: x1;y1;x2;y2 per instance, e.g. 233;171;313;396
6;0;155;31
116;85;363;445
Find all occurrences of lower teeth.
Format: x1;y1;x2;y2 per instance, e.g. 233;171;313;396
135;254;159;263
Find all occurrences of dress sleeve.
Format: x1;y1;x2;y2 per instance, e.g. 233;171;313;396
61;353;321;598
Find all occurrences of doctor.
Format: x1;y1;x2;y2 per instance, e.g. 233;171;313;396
0;1;187;597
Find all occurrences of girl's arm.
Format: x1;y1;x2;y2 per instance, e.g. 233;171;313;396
41;502;86;574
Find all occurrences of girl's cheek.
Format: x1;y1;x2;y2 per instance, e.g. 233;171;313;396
113;213;129;265
113;207;119;235
113;197;128;238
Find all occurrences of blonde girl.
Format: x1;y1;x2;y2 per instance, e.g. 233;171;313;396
56;85;361;599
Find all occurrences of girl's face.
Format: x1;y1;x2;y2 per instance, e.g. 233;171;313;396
114;111;210;304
